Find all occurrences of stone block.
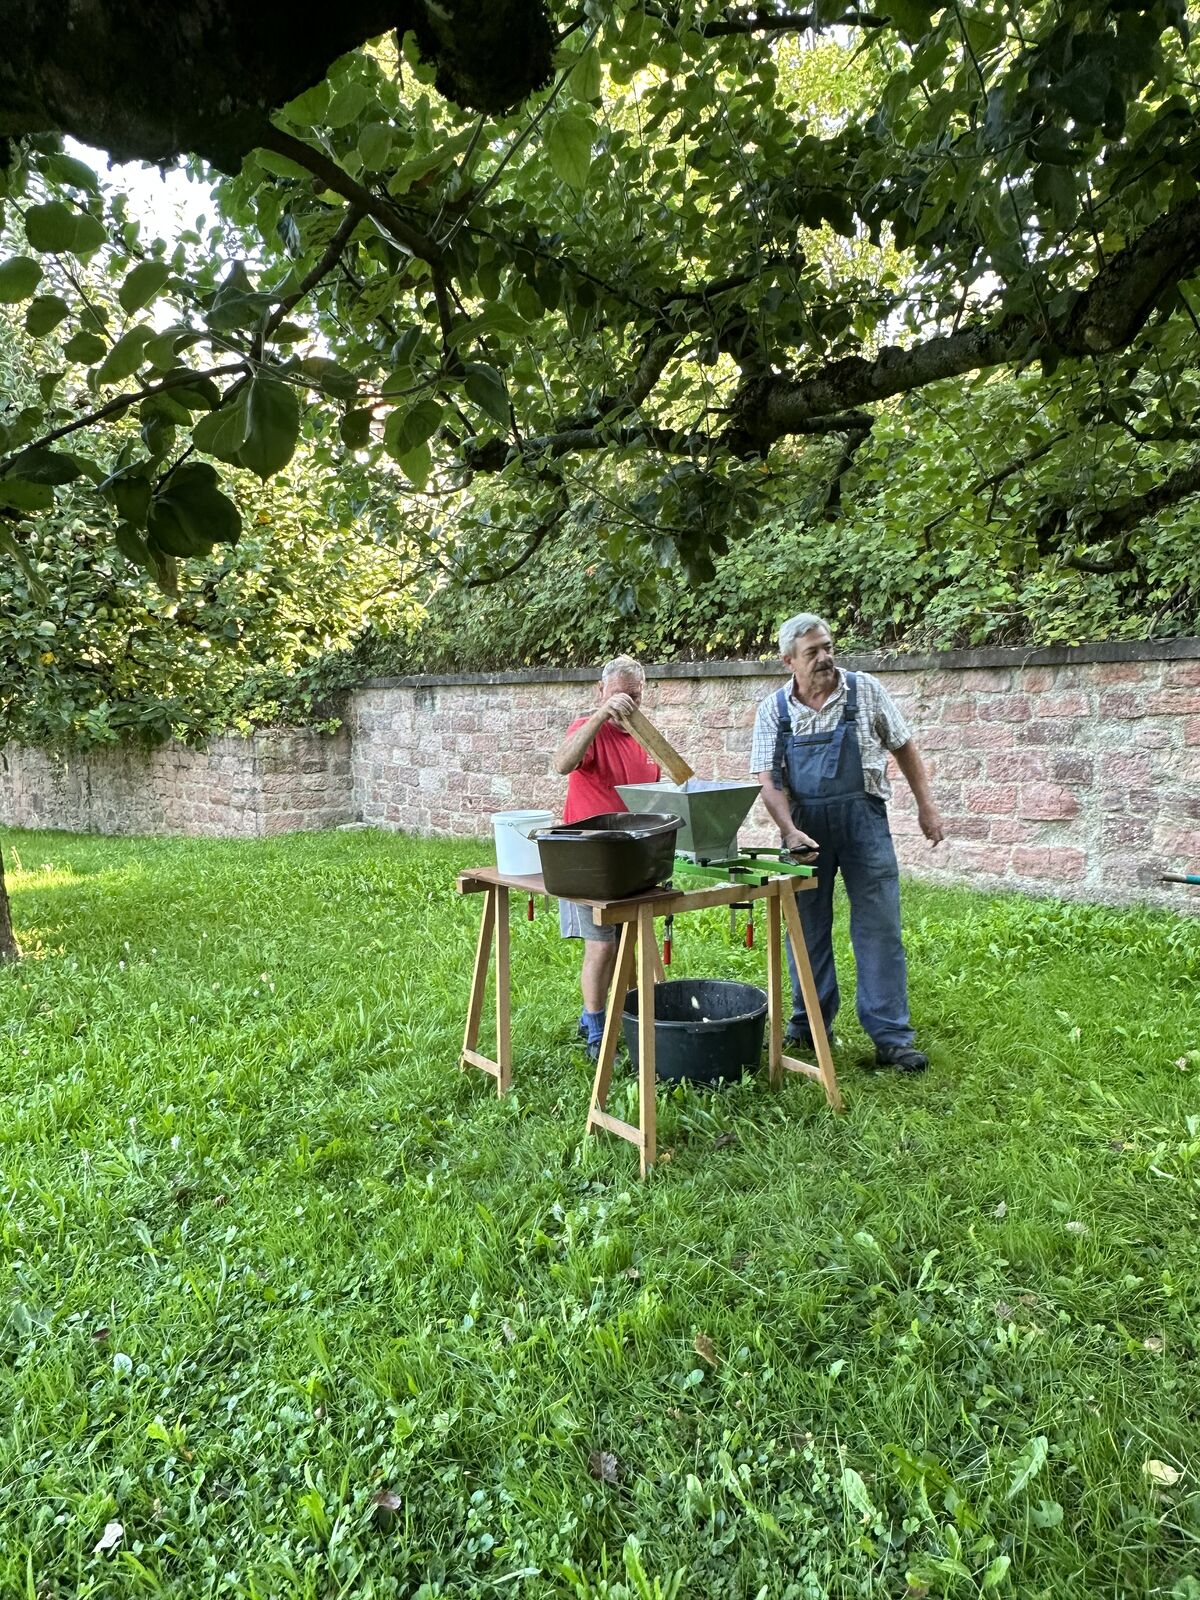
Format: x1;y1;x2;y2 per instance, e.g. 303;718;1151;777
977;694;1032;722
1145;690;1200;716
1099;692;1145;719
1168;661;1200;688
1037;691;1090;717
1019;783;1080;820
1051;753;1094;784
987;751;1046;781
1023;714;1078;744
1012;845;1086;880
1096;661;1154;685
960;668;1013;691
964;783;1017;815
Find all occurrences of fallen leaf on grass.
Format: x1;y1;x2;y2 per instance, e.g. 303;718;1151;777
211;1194;229;1208
500;1319;516;1344
370;1487;402;1531
995;1301;1016;1321
694;1333;718;1366
94;1522;124;1556
620;1266;640;1281
1143;1335;1164;1353
1144;1459;1182;1487
1019;1293;1040;1308
1064;1220;1089;1236
992;1200;1007;1218
713;1132;739;1151
1174;1057;1189;1072
588;1450;620;1485
91;1326;109;1342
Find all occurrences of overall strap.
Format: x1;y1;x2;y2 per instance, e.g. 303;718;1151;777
842;670;859;721
770;686;792;789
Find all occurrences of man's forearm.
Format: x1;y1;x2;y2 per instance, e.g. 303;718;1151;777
553;712;605;774
755;771;795;836
892;740;933;805
892;739;946;844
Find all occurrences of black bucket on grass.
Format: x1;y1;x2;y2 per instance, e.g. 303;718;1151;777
621;979;768;1087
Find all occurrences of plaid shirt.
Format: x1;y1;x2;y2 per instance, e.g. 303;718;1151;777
749;669;912;801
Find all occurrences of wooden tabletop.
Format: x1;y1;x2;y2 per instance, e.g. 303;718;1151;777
456;864;815;921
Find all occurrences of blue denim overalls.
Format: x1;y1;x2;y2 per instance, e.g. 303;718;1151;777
771;673;913;1047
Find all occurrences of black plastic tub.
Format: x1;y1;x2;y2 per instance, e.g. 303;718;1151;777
533;812;680;899
621;979;768;1086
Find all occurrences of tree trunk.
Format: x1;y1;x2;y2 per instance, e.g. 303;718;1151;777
0;843;20;964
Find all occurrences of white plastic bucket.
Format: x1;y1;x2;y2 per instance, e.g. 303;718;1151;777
492;809;554;876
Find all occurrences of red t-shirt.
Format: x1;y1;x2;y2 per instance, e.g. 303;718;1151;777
563;718;660;823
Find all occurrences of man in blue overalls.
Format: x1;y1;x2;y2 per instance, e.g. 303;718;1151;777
750;613;945;1072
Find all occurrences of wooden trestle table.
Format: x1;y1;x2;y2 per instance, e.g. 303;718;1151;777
456;865;843;1176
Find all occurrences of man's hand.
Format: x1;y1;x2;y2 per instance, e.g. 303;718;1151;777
782;826;819;856
918;804;945;846
600;691;638;725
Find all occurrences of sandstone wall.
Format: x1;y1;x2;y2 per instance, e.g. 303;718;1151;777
349;641;1200;909
0;728;353;838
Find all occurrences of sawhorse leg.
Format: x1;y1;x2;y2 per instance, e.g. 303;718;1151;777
586;904;660;1176
460;884;511;1095
777;880;843;1112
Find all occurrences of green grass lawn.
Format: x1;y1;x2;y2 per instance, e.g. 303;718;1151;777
1;827;1198;1600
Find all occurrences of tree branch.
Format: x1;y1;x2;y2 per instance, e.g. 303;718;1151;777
260;203;365;348
724;195;1200;455
5;364;246;457
646;4;887;38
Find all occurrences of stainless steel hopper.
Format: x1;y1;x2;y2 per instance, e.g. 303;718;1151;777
617;778;762;862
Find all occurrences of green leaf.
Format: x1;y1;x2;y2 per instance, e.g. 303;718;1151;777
297;357;358;402
339;409;373;450
397;441;432;488
192;392;251;462
1007;1435;1048;1499
840;1468;879;1522
0;479;54;512
119;260;171;313
0;256;43;303
7;446;84;485
982;1554;1011;1591
463;362;510;426
24;201;107;256
236;375;300;481
546;112;595;189
325;79;370;129
96;327;153;386
45;152;98;190
0;524;49;602
23;201;81;252
114;520;155;569
881;0;936;42
384;399;442;459
24;294;70;336
160;461;242;545
358;123;394;169
571;47;603;102
102;467;153;527
62;329;107;365
147;497;211;558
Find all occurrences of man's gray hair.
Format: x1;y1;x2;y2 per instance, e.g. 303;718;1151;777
779;613;830;657
601;654;645;685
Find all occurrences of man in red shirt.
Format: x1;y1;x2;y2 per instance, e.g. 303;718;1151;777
553;655;660;1056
